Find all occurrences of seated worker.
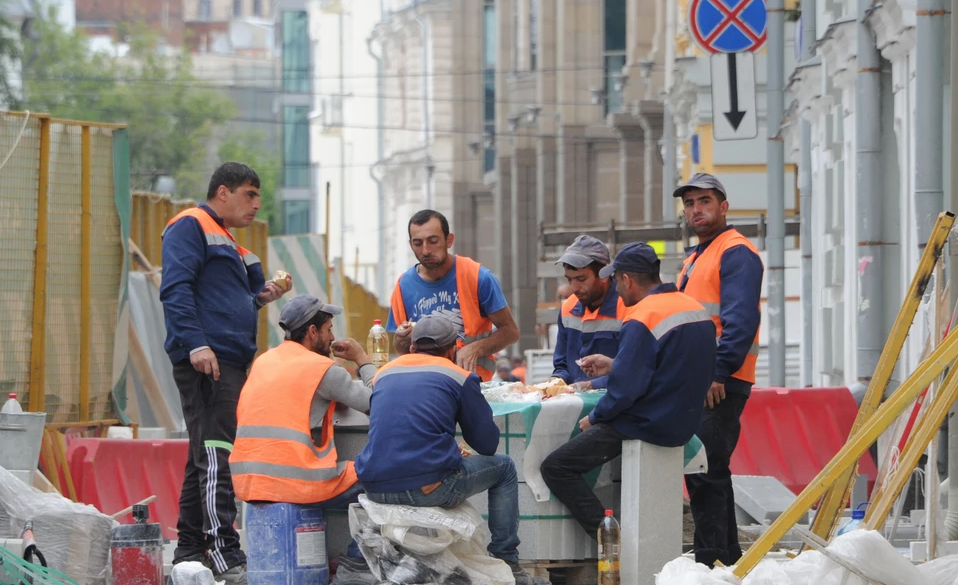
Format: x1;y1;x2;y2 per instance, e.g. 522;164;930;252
492;357;520;383
229;294;376;585
548;235;627;390
355;315;550;585
540;243;716;539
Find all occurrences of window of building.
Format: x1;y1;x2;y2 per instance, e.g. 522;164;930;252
483;0;496;172
253;0;262;17
283;200;311;234
283;106;310;188
199;0;212;21
282;11;310;93
530;0;537;72
233;0;242;17
603;0;626;115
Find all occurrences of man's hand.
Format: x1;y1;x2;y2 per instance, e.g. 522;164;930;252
456;342;481;373
578;354;613;377
571;380;593;391
705;381;726;409
191;348;220;381
256;279;292;306
332;339;371;367
394;321;414;354
579;415;592;432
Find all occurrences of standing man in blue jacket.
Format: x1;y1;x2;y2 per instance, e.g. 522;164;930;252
540;243;716;539
160;162;292;583
356;315;548;585
674;173;764;568
548;235;627;390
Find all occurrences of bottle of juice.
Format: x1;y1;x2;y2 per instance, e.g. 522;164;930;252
367;319;389;368
598;509;620;585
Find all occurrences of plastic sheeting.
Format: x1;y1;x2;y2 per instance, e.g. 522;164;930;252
126;272;185;434
349;495;515;585
0;465;115;585
656;530;958;585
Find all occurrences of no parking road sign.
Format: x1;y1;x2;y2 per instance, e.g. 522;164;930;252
689;0;767;54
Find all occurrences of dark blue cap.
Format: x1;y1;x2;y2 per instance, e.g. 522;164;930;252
598;242;661;278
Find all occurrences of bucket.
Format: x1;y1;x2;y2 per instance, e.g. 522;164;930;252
0;412;46;472
111;506;164;585
246;502;329;585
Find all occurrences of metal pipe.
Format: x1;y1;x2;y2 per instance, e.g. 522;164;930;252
80;125;92;422
662;0;677;254
915;0;945;247
855;0;882;388
413;4;433;208
766;0;786;386
367;21;386;301
799;0;815;386
947;0;958;541
339;10;346;262
637;112;653;223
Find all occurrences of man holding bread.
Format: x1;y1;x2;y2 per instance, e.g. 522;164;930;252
160;162;292;583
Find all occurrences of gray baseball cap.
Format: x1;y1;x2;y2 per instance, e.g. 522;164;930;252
412;314;459;350
672;172;728;200
278;294;343;336
555;235;612;269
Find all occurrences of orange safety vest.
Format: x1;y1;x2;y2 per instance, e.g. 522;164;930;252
164;207;261;269
559;291;627;334
678;228;762;384
389;255;497;381
230;341;357;503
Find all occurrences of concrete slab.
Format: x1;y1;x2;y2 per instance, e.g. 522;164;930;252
733;475;808;524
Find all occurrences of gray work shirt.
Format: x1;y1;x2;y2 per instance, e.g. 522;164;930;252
308;363;375;442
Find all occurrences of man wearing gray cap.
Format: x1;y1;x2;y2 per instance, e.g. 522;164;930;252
674;172;764;568
547;235;627;390
356;315;549;585
230;294;377;584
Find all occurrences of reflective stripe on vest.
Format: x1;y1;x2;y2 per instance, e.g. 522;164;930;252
375;363;469;385
626;291;714;341
230;341;358;503
166;207;261;269
389;255;497;381
649;308;712;340
678;229;762;383
561;315;623;333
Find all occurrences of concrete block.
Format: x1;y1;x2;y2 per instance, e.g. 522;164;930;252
909;540;958;562
620;441;682;585
8;469;32;486
0;538;23;555
732;475;808;524
137;427;168;440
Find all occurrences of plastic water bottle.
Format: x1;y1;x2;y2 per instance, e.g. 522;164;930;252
597;509;620;585
367;319;389;368
2;393;23;414
837;505;867;535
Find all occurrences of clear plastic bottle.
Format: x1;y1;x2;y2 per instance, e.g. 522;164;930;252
597;509;620;585
2;393;23;414
837;507;866;536
367;319;389;368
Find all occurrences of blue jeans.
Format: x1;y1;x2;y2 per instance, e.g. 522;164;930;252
316;481;365;559
365;454;521;564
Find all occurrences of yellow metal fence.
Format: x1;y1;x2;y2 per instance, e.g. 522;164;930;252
0;112;127;423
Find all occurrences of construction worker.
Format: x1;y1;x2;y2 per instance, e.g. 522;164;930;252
160;162;291;583
387;209;520;381
229;294;375;585
674;173;764;568
355;315;549;585
511;355;527;383
547;235;627;390
540;242;716;540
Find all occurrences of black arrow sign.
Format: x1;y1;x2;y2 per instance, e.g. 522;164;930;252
724;52;746;131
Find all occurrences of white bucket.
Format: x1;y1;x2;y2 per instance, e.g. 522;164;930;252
0;412;47;472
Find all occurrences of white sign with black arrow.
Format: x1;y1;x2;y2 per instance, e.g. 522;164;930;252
710;51;758;141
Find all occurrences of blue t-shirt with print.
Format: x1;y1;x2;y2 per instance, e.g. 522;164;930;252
386;258;509;337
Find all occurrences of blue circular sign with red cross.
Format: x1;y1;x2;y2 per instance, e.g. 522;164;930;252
689;0;767;54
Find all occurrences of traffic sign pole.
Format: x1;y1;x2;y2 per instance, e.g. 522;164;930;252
767;0;786;387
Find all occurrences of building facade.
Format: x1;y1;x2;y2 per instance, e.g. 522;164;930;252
374;0;667;348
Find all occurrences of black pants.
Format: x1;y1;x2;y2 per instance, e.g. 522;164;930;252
540;423;627;540
685;392;748;568
172;361;247;574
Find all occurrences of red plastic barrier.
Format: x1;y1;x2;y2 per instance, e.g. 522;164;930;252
732;387;878;495
67;439;188;540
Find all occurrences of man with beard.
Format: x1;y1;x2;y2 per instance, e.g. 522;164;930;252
387;209;519;381
229;294;377;585
547;235;627;390
540;242;715;540
673;173;764;569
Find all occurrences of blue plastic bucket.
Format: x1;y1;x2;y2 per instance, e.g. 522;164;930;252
246;503;329;585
